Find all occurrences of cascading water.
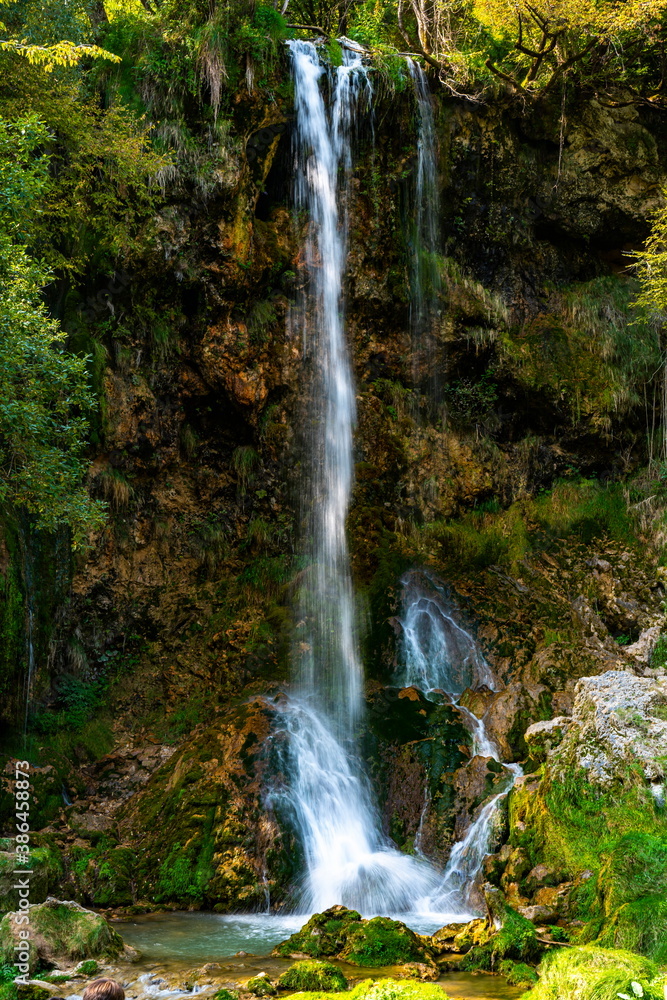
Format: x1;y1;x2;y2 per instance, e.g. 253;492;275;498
272;40;443;917
398;570;522;915
406;59;442;401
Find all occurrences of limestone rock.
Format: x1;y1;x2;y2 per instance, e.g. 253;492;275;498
524;717;572;761
550;670;667;786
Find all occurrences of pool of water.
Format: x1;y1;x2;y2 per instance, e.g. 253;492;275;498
113;912;524;1000
115;911;473;964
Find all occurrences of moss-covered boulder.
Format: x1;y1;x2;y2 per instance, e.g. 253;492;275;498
273;906;362;958
245;973;276;997
460;904;542;971
273;908;434;969
340;918;432;968
277;961;347;992
0;898;126;972
524;946;662;1000
349;980;450;1000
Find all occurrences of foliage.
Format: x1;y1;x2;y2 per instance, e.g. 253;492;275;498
0;116;105;542
523;946;663;1000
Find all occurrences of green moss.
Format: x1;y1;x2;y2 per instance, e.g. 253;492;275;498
498;960;539;987
245;974;276;997
277;961;348;992
273;907;362;959
350;980;450;1000
460;906;541;971
341;918;428;968
524;946;663;1000
212;991;239;1000
75;960;99;976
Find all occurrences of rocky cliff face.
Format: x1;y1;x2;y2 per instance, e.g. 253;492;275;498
1;65;667;916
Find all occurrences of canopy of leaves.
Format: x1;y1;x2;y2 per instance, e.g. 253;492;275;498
0;117;105;543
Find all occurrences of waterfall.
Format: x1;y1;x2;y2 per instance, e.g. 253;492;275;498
289;39;369;734
273;40;443;917
399;570;522;915
406;59;442;401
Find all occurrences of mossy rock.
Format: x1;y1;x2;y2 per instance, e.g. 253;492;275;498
523;945;662;1000
0;898;125;972
15;986;54;1000
273;906;362;958
212;991;239;1000
340;917;432;968
460;905;542;971
498;960;538;988
277;960;348;992
245;974;276;997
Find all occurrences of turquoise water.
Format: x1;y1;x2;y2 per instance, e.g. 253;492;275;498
114;912;524;1000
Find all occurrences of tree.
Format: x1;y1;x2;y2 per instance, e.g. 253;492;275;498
476;0;667;97
0;117;105;544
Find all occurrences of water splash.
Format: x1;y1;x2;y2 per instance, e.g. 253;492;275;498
398;569;496;698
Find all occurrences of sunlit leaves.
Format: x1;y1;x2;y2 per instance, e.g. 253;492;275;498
0;38;121;70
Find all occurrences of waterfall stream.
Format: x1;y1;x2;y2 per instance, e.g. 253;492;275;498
407;59;442;402
274;40;441;917
272;43;514;923
398;570;522;915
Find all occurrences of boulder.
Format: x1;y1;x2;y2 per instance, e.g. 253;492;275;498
0;898;127;973
550;671;667;786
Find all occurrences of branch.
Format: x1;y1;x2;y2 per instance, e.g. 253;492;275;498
541;37;598;94
287;23;328;33
395;0;442;70
485;58;530;96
